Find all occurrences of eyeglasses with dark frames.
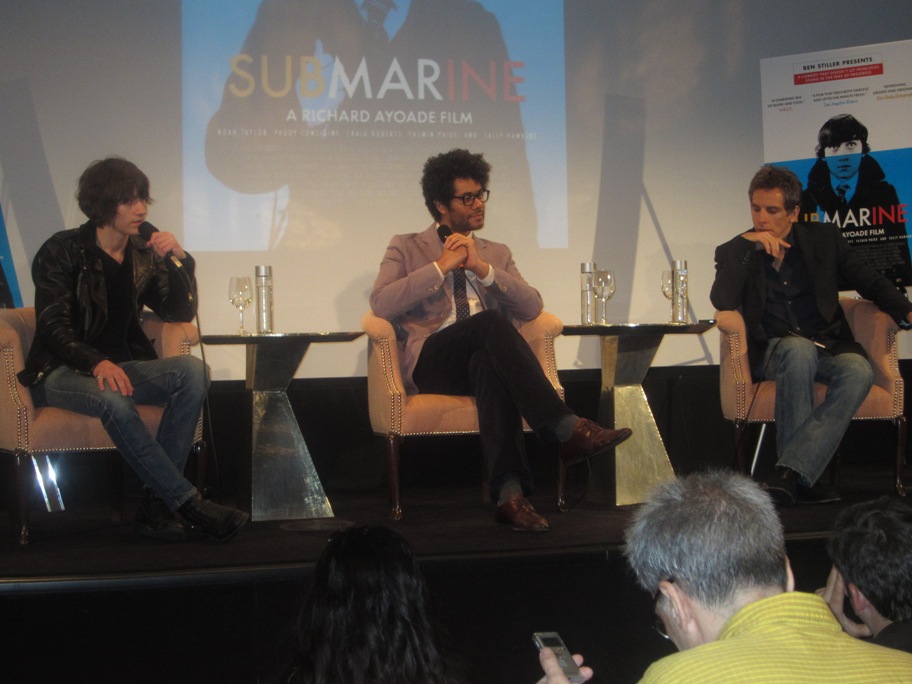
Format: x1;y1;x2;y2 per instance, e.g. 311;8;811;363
451;189;490;206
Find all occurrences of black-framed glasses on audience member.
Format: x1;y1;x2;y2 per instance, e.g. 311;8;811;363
452;189;490;206
652;578;675;640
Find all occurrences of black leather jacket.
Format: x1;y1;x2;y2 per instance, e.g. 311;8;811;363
19;221;198;387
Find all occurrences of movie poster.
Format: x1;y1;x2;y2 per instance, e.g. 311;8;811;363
0;203;21;308
182;0;568;254
761;39;912;287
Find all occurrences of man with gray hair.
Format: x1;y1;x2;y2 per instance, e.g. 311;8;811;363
537;471;912;683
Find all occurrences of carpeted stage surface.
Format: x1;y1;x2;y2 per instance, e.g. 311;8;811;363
1;464;905;684
0;474;865;583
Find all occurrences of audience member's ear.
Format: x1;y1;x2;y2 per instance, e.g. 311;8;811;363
846;582;871;616
785;557;795;592
660;582;703;650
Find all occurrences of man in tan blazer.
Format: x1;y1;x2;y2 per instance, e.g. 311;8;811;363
371;149;631;532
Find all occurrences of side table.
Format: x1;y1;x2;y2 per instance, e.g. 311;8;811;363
202;332;363;521
562;322;714;505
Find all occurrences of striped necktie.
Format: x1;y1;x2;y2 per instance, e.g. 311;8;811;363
836;183;850;207
452;268;470;320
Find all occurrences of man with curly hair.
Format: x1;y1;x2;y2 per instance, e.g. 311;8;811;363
371;149;631;532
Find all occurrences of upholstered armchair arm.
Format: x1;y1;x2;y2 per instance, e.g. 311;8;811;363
516;311;564;395
362;311;406;435
140;311;200;358
0;309;35;453
716;309;754;422
840;298;902;396
361;310;565;434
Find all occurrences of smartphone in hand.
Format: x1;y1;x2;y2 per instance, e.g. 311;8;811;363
532;632;586;684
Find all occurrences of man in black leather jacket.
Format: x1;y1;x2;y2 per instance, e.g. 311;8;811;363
22;157;248;542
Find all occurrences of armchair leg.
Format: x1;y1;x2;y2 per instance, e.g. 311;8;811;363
105;452;125;522
191;439;209;498
830;449;842;487
557;459;569;512
387;433;403;521
895;416;907;497
11;450;31;545
733;422;749;474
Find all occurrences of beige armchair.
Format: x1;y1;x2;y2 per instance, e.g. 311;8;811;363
0;307;207;545
717;298;906;495
362;310;565;519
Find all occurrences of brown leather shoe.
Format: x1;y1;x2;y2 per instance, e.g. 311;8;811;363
559;418;632;467
495;494;550;533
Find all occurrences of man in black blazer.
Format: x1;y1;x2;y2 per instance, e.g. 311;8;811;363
710;165;912;506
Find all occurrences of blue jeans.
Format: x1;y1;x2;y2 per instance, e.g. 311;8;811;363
758;336;873;485
31;355;209;510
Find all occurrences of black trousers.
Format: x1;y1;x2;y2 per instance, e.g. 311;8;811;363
412;310;573;498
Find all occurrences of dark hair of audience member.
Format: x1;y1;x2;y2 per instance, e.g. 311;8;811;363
829;496;912;623
284;525;461;684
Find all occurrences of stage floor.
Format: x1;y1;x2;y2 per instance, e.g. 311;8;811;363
0;468;870;587
1;463;906;684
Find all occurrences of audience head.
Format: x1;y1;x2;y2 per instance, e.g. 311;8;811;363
421;148;491;222
77;156;152;226
625;471;789;648
748;164;803;213
829;496;912;624
289;524;453;684
815;113;871;158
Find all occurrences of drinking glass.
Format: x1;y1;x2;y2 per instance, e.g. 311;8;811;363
594;269;616;324
228;276;253;335
661;270;674;322
661;270;674;300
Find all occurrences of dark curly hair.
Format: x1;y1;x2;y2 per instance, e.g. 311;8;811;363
77;156;152;226
286;525;460;684
421;149;491;221
829;496;912;622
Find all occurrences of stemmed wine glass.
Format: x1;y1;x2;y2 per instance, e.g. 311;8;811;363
594;269;616;324
661;271;674;322
228;276;253;335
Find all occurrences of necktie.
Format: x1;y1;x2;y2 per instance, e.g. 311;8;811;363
362;0;396;41
836;183;850;208
452;268;470;320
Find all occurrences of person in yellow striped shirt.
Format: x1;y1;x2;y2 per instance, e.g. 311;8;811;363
537;471;912;683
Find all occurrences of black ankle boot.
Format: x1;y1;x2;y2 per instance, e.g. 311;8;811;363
760;466;800;507
134;490;188;542
178;494;249;542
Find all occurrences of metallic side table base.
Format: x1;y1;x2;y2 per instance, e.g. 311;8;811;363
251;390;333;520
202;332;362;522
563;322;714;505
608;384;674;506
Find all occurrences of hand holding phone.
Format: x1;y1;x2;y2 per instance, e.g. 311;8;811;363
533;632;587;684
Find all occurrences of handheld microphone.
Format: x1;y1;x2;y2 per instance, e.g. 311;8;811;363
436;224;453;243
139;221;183;270
437;223;464;271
